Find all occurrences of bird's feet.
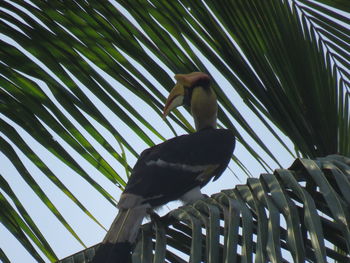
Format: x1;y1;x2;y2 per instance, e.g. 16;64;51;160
146;208;161;222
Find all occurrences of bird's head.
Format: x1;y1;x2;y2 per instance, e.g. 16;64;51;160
163;72;218;130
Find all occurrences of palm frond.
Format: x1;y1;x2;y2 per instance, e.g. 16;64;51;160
60;155;350;263
0;0;349;261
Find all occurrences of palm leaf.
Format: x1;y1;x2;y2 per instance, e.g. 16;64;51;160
0;248;11;263
0;174;57;262
0;0;349;261
58;155;350;262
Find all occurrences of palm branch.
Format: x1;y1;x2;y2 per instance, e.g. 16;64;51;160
58;154;350;263
0;0;349;262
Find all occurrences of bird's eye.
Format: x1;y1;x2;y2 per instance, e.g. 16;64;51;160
192;76;211;90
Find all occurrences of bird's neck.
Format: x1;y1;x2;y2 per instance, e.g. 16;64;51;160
190;86;218;131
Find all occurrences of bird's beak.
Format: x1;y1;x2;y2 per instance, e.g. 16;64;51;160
162;83;185;118
163;72;211;119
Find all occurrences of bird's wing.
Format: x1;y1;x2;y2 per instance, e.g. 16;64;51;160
120;129;235;208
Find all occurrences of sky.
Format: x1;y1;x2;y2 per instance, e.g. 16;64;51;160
0;52;295;263
0;2;296;262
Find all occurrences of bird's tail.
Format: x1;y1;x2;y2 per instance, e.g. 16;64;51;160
91;206;146;263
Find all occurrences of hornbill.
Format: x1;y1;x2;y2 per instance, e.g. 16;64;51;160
91;72;235;263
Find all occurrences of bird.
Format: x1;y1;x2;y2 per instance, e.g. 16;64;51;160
91;72;236;263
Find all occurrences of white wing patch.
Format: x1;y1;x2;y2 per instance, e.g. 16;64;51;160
146;158;215;173
180;186;204;204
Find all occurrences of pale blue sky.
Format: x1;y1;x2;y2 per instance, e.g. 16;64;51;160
0;55;294;263
0;2;296;262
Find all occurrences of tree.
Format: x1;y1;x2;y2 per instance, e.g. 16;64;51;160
0;0;349;262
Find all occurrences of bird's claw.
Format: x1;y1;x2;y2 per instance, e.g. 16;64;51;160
146;208;161;222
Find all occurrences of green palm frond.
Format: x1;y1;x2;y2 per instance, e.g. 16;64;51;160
0;248;11;263
58;155;350;263
0;0;349;261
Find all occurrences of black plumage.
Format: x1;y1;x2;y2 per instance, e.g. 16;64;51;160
123;128;235;207
92;128;235;263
